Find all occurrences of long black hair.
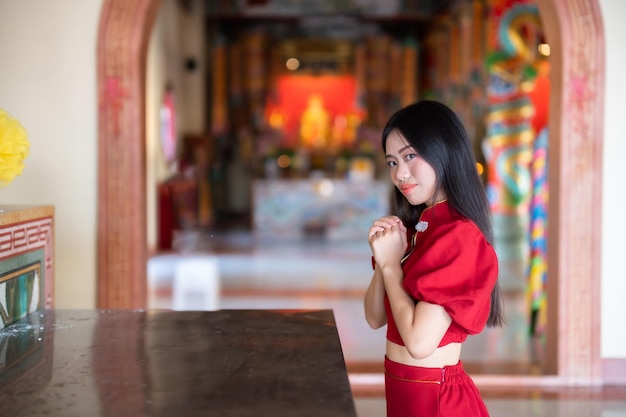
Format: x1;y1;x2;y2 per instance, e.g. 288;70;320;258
382;100;504;327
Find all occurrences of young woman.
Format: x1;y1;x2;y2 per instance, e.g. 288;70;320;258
364;100;504;417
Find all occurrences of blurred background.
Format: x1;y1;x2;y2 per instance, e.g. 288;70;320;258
3;0;625;391
145;0;551;378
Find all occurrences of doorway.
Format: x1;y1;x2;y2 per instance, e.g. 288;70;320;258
96;0;605;385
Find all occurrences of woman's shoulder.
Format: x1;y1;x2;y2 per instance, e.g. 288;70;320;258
410;210;496;275
427;213;489;247
412;201;494;254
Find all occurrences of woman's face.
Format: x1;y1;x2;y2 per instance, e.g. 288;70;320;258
385;129;443;206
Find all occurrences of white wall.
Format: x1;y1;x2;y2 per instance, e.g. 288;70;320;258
599;0;626;358
0;0;101;309
179;0;207;135
0;0;206;307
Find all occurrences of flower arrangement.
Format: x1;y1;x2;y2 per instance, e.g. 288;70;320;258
0;108;29;187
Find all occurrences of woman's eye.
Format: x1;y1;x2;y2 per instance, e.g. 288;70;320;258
405;153;417;161
386;160;397;168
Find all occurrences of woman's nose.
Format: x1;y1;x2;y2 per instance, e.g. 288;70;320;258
394;162;409;182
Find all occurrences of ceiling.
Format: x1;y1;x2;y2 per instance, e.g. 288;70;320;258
202;0;455;17
200;0;457;39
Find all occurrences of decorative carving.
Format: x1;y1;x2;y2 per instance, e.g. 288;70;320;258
97;0;161;309
550;0;604;385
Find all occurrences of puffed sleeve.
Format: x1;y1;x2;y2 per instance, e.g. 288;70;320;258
402;220;498;335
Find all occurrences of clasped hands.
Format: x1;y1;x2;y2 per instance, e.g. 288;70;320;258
368;215;408;270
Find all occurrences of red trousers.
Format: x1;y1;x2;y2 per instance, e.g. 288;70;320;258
384;357;489;417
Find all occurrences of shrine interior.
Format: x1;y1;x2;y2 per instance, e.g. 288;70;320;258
149;0;551;397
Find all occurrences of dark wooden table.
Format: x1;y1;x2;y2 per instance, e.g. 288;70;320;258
0;309;357;417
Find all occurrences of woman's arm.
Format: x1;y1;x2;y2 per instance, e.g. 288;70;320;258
373;223;452;359
364;215;405;329
381;261;452;359
364;266;387;329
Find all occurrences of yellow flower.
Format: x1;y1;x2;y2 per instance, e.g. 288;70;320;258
0;109;30;187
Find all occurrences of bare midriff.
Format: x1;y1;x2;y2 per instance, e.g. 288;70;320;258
386;340;462;368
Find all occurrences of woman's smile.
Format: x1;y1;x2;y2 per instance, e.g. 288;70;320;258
399;184;417;195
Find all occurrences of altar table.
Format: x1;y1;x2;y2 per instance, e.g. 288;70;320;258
0;309;357;417
253;179;389;241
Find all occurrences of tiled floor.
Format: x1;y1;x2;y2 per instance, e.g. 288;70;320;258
148;231;626;417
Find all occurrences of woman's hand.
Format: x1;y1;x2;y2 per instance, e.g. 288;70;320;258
368;216;407;270
364;216;406;330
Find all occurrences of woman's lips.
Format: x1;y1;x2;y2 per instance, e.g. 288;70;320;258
399;184;416;195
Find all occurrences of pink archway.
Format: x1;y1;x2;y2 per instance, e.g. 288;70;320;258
96;0;609;385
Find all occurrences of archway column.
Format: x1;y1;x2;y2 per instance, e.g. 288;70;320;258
97;0;161;308
537;0;604;386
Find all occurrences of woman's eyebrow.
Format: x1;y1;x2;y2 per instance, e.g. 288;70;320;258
385;145;413;158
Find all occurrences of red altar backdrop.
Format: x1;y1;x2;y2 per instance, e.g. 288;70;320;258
265;75;360;148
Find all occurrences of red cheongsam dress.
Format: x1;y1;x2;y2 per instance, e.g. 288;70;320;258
380;201;499;417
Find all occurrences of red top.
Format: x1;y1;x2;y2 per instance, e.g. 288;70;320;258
377;201;498;347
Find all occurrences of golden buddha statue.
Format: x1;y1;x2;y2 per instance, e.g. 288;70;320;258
299;94;330;149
